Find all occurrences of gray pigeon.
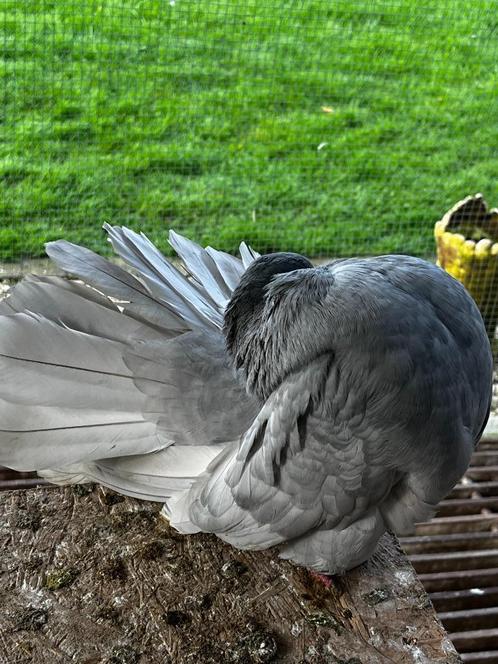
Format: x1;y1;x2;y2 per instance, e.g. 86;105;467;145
0;225;492;573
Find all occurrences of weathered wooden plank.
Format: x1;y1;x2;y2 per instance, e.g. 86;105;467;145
438;607;498;632
0;477;48;491
0;467;38;481
450;482;498;499
430;588;498;612
415;514;498;535
402;440;498;659
436;496;498;517
0;486;459;664
465;466;498;481
474;439;498;450
469;452;498;467
0;467;46;491
461;651;498;663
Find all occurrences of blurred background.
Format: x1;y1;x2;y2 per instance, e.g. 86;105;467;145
2;3;498;659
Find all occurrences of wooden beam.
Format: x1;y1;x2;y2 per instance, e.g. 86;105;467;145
465;466;498;481
401;441;498;659
0;477;48;490
449;628;498;653
415;513;498;535
470;452;498;467
400;532;498;555
0;486;459;664
450;481;498;499
409;550;498;574
0;467;46;491
436;496;498;516
475;440;498;450
461;651;498;663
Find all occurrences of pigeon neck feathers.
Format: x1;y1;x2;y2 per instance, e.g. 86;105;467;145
223;252;313;397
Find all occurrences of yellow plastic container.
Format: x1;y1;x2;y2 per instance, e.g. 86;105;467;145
435;194;498;343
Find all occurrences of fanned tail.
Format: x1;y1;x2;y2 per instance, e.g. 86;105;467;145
103;224;223;330
0;226;259;498
0;311;165;470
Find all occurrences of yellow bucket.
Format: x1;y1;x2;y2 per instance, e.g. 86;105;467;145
435;193;498;343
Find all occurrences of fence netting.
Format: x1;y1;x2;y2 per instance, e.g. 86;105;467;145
2;1;498;345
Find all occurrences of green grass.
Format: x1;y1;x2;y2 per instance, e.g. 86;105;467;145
1;0;498;261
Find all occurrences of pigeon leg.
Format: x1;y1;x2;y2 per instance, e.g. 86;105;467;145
309;571;334;588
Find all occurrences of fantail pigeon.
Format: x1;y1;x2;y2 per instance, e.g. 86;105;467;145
0;225;492;573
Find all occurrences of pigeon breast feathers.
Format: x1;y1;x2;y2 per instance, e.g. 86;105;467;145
181;256;492;563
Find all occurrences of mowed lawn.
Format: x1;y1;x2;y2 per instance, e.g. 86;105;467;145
1;0;497;261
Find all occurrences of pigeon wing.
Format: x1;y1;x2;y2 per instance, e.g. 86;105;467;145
171;257;492;569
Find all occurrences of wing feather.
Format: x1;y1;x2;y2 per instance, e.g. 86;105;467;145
174;356;347;548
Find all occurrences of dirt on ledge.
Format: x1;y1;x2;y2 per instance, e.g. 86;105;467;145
0;485;460;664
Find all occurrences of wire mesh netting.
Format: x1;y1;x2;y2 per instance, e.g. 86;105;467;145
2;7;498;659
2;1;497;262
2;0;498;348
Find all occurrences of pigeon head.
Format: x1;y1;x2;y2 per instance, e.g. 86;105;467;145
223;252;313;383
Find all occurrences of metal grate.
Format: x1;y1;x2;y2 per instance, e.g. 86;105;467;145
401;438;498;663
0;467;46;491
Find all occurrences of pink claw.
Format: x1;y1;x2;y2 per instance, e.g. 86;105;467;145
310;571;334;588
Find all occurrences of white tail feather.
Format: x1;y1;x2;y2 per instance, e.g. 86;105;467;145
0;226;258;503
39;444;226;502
104;224;223;330
205;246;245;291
239;241;260;269
0;313;165;469
168;230;231;308
46;239;188;332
